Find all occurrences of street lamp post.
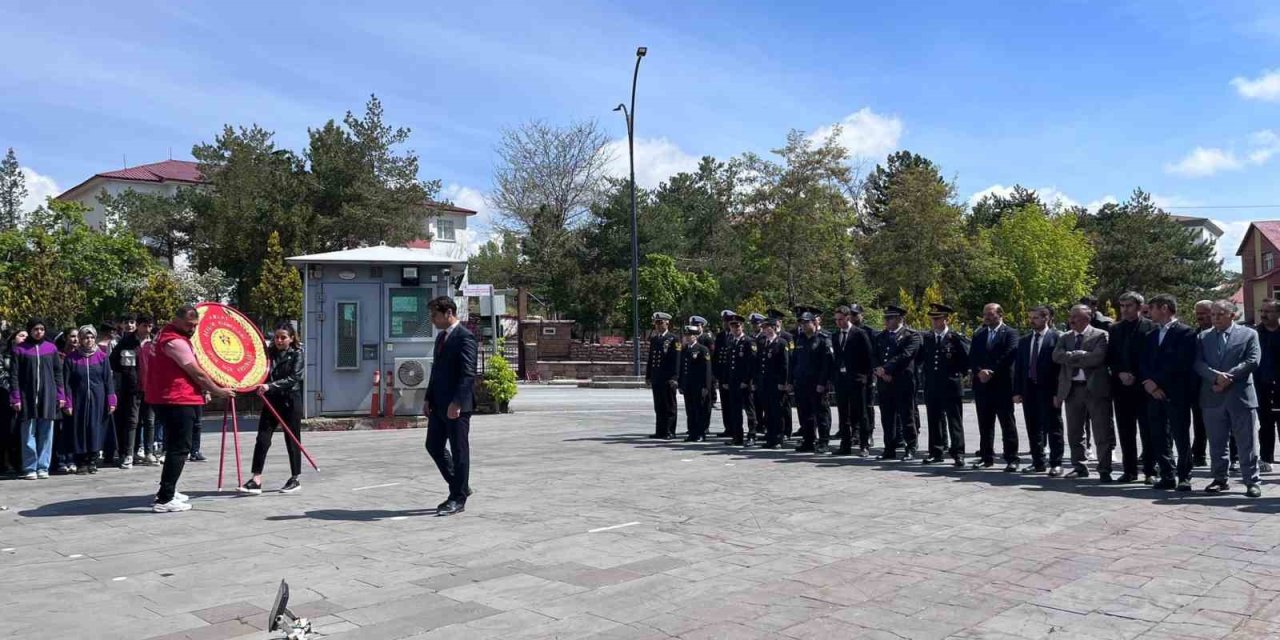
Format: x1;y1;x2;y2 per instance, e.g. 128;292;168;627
614;46;647;377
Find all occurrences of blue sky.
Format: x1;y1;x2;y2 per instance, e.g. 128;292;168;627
4;1;1280;269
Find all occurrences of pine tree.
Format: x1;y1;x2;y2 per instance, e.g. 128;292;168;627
251;231;303;326
0;148;27;230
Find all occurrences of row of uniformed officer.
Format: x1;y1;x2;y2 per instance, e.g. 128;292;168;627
644;313;680;439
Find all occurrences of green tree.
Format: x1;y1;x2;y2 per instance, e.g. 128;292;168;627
468;231;522;289
130;271;184;325
1079;189;1225;306
250;231;303;325
963;205;1095;329
968;185;1044;231
97;187;196;267
175;267;235;304
860;150;941;232
633;254;720;328
0;148;25;230
859;158;970;311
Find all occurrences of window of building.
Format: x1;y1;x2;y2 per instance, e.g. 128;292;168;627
1266;252;1275;273
336;302;359;369
389;288;435;339
436;218;456;242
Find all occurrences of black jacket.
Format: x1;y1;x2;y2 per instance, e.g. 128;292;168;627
110;333;147;394
1014;329;1061;396
830;326;873;389
918;328;970;399
756;334;791;391
678;342;713;396
1139;321;1196;404
646;332;679;383
1107;317;1155;379
970;323;1018;396
791;330;833;386
263;347;305;401
875;326;923;382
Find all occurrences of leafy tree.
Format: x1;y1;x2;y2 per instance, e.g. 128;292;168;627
1079;189;1224;306
860;150;941;232
968;184;1044;231
175;266;235;304
0;148;25;230
97;187;196;267
130;272;184;325
468;231;522;290
250;231;303;326
962;205;1095;329
898;283;946;331
859;159;970;311
633;254;720;329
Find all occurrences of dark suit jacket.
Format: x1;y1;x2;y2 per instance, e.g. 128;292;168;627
1107;317;1154;378
970;323;1018;395
917;329;970;399
830;326;873;389
1139;321;1196;404
874;326;922;388
1014;329;1061;396
426;323;478;413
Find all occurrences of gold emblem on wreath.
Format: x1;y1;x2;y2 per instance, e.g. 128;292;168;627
211;328;245;364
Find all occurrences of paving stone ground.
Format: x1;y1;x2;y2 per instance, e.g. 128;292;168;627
3;387;1280;639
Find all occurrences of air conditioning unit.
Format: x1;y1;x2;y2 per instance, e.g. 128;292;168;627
393;357;432;389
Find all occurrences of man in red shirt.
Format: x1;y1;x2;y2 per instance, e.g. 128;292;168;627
144;305;234;513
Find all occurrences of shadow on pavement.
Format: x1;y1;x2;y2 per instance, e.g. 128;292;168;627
264;508;440;522
16;491;225;517
580;433;1280;514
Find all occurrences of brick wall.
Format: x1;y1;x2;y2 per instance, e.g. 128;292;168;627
568;341;649;362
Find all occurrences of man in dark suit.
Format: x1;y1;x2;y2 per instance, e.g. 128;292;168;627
678;325;713;442
849;306;878;451
917;303;969;466
756;316;791;448
1252;298;1280;474
970;303;1019;471
711;310;734;436
767;309;796;439
791;307;833;453
831;304;874;456
1014;305;1063;475
645;312;679;439
1138;294;1196;490
873;305;922;461
720;313;758;446
423;296;478;516
1109;291;1155;483
1190;300;1214;467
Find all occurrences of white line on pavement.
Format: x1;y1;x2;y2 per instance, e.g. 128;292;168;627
352;483;401;492
516;410;649;414
589;522;641;533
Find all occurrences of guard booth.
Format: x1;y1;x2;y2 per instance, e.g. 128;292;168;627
287;245;468;417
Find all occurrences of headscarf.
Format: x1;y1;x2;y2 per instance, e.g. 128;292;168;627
77;325;99;355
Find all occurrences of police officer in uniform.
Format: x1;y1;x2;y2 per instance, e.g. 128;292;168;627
720;313;759;446
831;305;874;456
792;307;834;453
769;309;797;439
689;315;715;437
711;310;734;436
917;303;970;466
749;313;769;429
873;305;923;460
645;312;679;439
678;324;713;442
756;315;791;448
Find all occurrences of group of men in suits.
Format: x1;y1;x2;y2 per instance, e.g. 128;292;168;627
644;291;1272;498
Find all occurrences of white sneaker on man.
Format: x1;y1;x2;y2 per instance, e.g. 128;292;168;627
175;492;189;503
153;499;191;513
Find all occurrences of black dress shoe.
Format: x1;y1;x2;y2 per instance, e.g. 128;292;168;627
1247;484;1262;498
971;461;993;470
814;444;830;454
1002;463;1017;473
437;500;465;516
920;456;941;465
684;436;698;442
1205;479;1230;493
732;438;745;446
1176;480;1192;492
1153;478;1177;490
763;443;779;450
876;453;898;461
836;446;853;456
1115;473;1137;483
1098;473;1114;483
1064;468;1090;479
795;444;816;453
899;452;915;462
858;447;870;458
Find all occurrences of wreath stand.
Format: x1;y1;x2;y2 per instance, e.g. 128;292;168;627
217;389;320;491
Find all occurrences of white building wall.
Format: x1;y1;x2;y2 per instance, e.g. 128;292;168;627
66;180;180;230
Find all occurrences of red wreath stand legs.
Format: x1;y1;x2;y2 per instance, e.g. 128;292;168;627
217;390;320;491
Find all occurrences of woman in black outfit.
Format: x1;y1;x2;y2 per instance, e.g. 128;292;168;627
240;324;305;495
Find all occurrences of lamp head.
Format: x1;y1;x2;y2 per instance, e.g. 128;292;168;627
636;46;647;57
613;104;625;112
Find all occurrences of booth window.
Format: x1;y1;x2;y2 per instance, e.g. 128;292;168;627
336;301;359;369
389;288;434;339
436;218;456;242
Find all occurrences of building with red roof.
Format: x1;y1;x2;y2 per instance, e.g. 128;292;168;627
1235;221;1280;323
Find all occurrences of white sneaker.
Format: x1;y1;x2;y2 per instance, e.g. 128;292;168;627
152;499;191;513
175;492;189;503
36;470;49;479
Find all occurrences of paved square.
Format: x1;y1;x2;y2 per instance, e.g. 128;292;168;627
3;387;1280;639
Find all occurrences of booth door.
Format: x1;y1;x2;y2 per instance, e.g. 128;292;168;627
318;284;380;415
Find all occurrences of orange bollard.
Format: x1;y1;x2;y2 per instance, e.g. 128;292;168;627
371;369;381;417
383;369;395;416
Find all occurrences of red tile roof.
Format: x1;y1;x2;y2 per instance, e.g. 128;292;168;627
426;200;478;216
96;159;204;184
1235;221;1280;257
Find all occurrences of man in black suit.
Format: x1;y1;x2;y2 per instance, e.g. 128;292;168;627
970;303;1019;471
1139;294;1196;490
791;307;834;453
1013;306;1063;475
423;296;478;516
645;312;679;439
678;325;713;442
720;313;759;446
917;303;969;466
873;305;923;461
756;316;791;448
1109;291;1155;483
1253;298;1280;474
1191;300;1214;467
831;304;874;456
849;306;878;450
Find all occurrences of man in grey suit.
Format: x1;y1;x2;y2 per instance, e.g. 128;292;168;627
1193;300;1263;497
1054;305;1115;480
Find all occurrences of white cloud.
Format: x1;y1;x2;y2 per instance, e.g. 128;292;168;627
808;107;903;161
603;137;700;190
1231;69;1280;102
1164;147;1243;177
19;167;60;214
1085;195;1119;212
1151;193;1202;210
1212;219;1251;272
